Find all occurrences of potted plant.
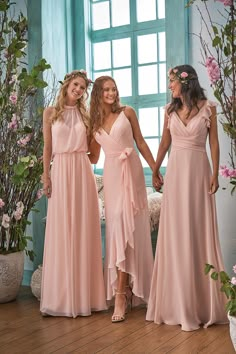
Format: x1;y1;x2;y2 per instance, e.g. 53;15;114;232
205;263;236;350
186;0;236;194
0;0;51;302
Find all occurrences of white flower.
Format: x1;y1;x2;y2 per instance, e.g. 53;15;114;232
2;214;10;228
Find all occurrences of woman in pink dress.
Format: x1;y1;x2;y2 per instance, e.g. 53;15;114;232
146;65;228;331
89;76;155;323
40;70;107;317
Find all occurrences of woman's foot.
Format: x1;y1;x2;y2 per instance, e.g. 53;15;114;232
111;292;127;323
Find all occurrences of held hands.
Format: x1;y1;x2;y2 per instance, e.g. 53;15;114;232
153;172;164;191
43;176;52;198
209;175;219;195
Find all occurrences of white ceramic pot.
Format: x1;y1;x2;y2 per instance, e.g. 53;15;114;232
30;265;42;301
228;313;236;351
0;251;24;303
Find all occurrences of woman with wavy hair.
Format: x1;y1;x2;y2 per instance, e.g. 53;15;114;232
41;70;107;317
146;64;227;331
89;76;155;323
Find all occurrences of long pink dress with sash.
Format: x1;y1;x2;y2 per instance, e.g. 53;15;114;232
95;111;154;304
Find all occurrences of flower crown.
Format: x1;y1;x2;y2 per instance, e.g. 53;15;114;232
59;69;93;86
168;68;197;85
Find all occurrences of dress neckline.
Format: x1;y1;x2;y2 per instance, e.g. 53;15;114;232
175;100;208;128
64;105;77;110
102;111;123;135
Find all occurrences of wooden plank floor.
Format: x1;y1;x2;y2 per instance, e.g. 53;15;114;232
0;287;234;354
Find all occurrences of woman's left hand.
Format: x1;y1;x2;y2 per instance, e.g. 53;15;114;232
209;175;219;195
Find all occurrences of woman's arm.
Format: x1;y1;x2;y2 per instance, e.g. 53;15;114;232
152;111;171;190
88;137;101;164
208;106;220;194
124;106;156;171
42;107;53;197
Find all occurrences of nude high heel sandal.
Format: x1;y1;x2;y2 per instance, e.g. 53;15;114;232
111;291;127;323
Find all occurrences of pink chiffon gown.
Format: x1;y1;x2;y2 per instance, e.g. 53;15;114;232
95;110;154;304
40;105;107;317
146;100;228;331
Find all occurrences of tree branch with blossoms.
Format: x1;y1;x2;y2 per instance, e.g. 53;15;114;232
186;0;236;194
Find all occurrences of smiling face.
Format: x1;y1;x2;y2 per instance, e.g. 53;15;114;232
168;74;182;99
65;76;87;105
102;79;117;105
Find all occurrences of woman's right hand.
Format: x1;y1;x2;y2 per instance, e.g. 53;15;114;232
152;172;163;191
43;176;52;198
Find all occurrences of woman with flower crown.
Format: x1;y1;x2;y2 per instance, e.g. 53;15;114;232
146;64;228;331
89;76;155;323
40;70;107;317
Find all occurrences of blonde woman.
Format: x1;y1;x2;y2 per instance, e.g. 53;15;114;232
41;70;107;317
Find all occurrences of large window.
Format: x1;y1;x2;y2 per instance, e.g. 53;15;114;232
90;0;167;178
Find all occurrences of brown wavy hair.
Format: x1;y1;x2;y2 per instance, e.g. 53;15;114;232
167;65;207;116
90;76;124;133
51;70;91;133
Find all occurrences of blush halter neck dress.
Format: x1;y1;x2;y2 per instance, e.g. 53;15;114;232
40;105;107;317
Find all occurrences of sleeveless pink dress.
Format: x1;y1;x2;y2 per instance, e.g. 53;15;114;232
146;100;228;331
95;111;154;304
40;105;107;317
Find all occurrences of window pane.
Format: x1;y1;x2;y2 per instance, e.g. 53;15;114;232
139;108;159;137
159;63;166;93
112;0;130;27
113;68;132;97
139;139;158;167
138;34;157;64
158;0;165;19
113;38;131;67
92;2;110;30
138;65;158;95
93;71;112;80
137;0;156;22
93;42;111;70
158;32;166;61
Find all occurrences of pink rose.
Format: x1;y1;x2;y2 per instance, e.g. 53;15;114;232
231;277;236;285
215;0;233;5
13;210;22;221
205;57;220;83
219;165;230;178
233;265;236;274
8;114;18;130
17;134;31;146
180;72;188;78
9;92;17;105
229;169;236;178
0;198;5;208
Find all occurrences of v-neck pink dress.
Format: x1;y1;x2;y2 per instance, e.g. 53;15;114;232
40;105;107;317
146;100;227;331
95;111;154;304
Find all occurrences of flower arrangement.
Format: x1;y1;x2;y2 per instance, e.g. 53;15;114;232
168;68;197;84
0;0;52;259
205;263;236;316
186;0;236;194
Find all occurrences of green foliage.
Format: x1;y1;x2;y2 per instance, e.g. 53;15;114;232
187;0;236;194
0;0;52;256
205;263;236;316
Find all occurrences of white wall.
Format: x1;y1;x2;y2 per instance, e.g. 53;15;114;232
189;2;236;275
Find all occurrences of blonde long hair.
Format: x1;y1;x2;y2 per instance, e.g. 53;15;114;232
90;76;124;133
51;70;92;133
